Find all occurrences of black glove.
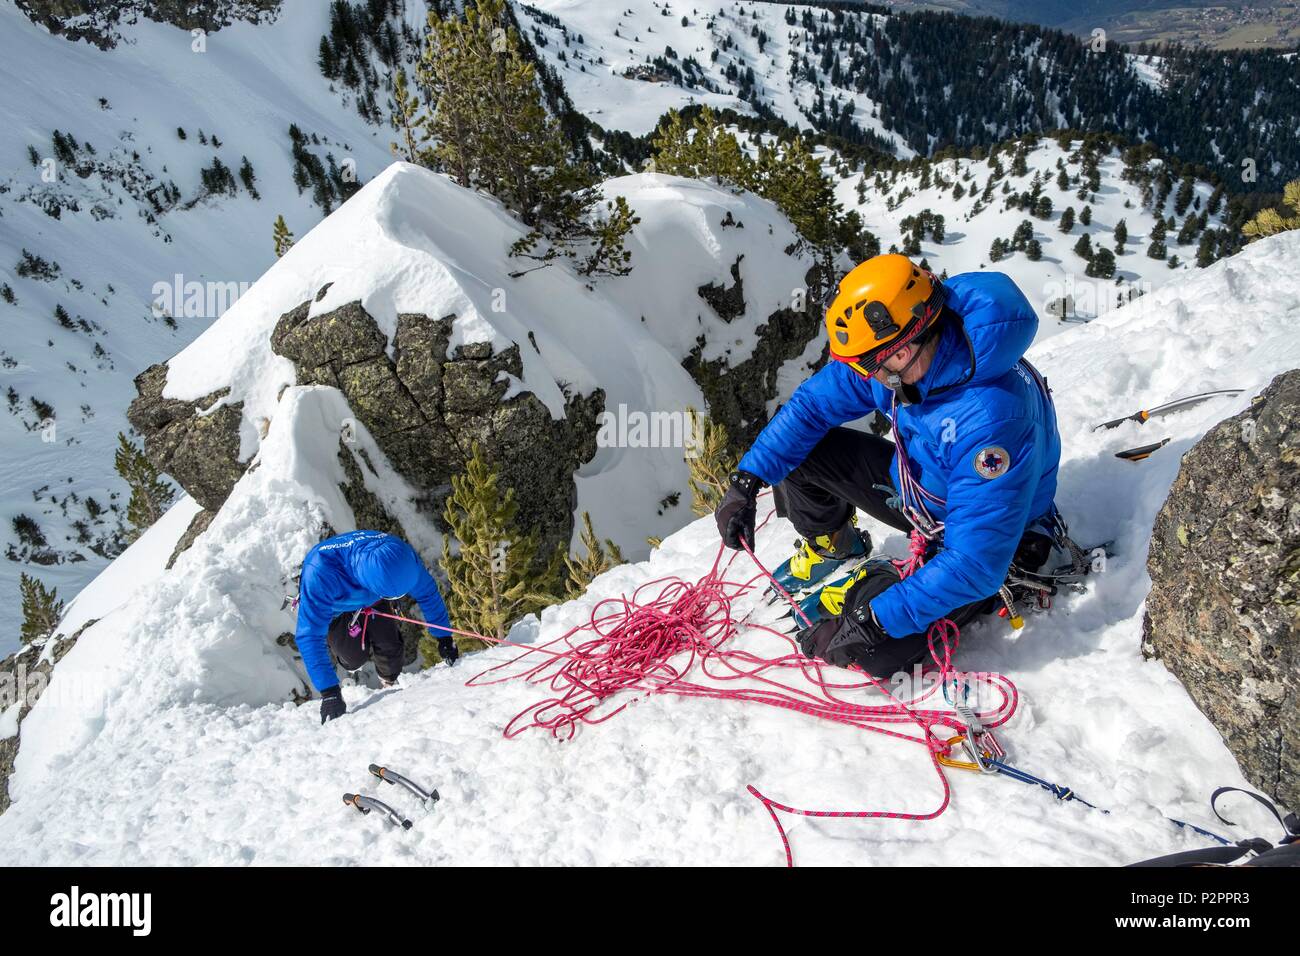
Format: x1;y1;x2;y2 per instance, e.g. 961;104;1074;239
714;470;762;550
319;685;347;724
797;563;899;668
437;635;459;667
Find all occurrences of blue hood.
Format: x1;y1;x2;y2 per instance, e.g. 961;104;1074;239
917;272;1038;397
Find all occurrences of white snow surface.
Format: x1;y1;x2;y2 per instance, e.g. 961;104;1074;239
3;232;1298;865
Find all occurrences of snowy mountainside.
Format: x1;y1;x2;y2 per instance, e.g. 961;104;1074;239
838;136;1229;336
2;231;1298;864
518;0;909;152
520;0;1300;190
0;2;426;652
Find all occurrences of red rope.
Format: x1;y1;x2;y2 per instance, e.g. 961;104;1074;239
364;515;1018;866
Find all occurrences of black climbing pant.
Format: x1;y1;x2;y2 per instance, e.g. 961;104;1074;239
327;600;405;682
776;426;1055;678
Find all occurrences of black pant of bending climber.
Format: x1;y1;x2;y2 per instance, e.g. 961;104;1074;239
774;427;1053;678
327;599;406;683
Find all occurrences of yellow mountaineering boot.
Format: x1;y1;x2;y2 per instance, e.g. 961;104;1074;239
769;517;871;596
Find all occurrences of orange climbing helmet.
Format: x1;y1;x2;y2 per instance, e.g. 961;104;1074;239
824;254;946;375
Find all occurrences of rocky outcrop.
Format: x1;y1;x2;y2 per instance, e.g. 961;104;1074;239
0;622;90;813
270;296;603;558
1143;368;1300;812
685;263;824;450
697;255;746;323
166;509;215;570
126;363;245;512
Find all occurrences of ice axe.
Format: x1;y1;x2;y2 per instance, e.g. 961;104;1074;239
1093;388;1242;431
1114;438;1170;462
343;792;413;830
369;764;440;806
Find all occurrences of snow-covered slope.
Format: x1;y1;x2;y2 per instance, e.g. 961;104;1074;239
0;2;419;651
841;136;1227;337
4;232;1297;865
518;0;911;154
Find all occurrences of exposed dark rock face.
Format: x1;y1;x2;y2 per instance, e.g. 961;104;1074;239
697;255;746;323
0;621;91;813
127;363;246;512
166;509;215;570
17;0;281;49
271;297;603;558
1143;368;1300;812
685;264;823;451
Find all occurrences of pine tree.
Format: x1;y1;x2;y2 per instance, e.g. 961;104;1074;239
1026;238;1042;261
1174;175;1195;216
272;214;294;258
1196;230;1218;268
1012;219;1034;250
1113;217;1128;254
1073;233;1093;260
114;432;174;542
389;68;433;165
1243;179;1300;240
238;156;260;200
437;444;560;651
758;135;851;287
564;511;625;597
1086;246;1116;278
1058;206;1075;233
1079;205;1092;226
651;107;754;190
685;407;738;516
419;0;635;276
20;572;63;645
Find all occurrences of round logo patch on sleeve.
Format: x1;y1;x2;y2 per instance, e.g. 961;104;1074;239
974;445;1011;479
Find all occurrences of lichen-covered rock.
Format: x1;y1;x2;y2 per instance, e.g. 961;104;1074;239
166;508;215;569
126;363;246;512
1143;368;1300;812
268;297;604;558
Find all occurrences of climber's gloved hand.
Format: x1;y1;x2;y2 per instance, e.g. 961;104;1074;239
437;635;459;667
715;470;762;551
319;685;347;724
797;563;899;668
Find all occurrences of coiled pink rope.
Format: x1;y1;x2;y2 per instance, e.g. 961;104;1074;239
368;511;1018;866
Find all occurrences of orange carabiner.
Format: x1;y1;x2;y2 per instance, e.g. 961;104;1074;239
936;734;984;772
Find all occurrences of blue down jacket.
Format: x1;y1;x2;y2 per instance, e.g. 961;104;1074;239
295;530;451;692
738;272;1061;638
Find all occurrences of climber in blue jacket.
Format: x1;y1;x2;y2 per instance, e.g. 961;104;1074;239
715;254;1062;677
295;530;455;724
